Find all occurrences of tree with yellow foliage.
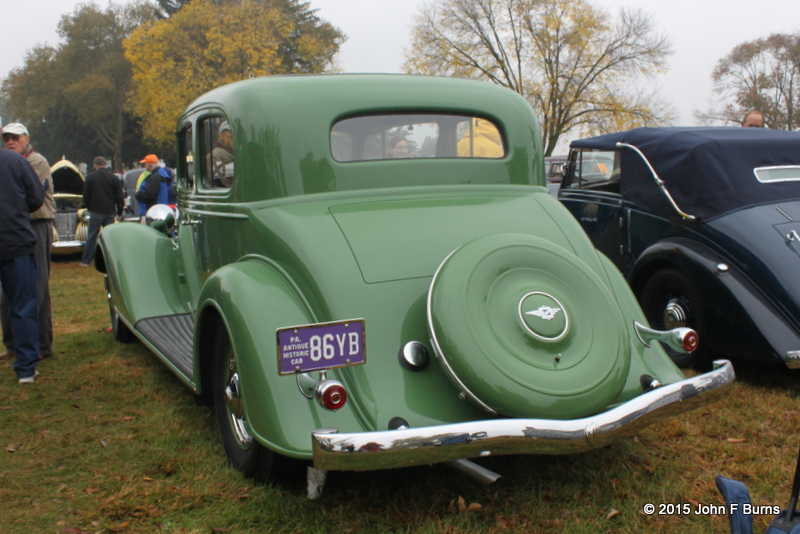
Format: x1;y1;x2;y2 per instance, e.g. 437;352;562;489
404;0;675;155
125;0;344;144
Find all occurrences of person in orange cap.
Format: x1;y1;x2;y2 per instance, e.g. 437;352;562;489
135;154;174;221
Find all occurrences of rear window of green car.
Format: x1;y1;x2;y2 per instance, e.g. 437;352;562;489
331;114;506;163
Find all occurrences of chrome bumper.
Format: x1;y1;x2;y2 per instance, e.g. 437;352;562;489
312;360;734;471
51;240;84;255
785;351;800;369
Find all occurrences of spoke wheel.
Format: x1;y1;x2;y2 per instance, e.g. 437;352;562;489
639;268;706;368
211;327;303;483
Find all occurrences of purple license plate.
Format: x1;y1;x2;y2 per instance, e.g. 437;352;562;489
277;319;366;375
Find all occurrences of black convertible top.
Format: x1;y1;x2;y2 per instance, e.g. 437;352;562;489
571;127;800;220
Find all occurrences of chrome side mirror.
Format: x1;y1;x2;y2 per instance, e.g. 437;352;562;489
145;204;177;235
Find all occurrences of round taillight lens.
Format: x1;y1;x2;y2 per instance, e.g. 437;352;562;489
316;380;347;410
683;330;699;352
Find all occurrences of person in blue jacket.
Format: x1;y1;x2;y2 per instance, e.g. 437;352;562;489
135;154;173;221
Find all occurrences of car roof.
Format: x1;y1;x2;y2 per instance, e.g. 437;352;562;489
571;127;800;220
179;74;546;199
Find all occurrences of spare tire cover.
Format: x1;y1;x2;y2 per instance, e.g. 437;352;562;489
427;234;630;419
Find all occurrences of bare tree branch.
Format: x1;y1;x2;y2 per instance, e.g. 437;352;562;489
405;0;674;155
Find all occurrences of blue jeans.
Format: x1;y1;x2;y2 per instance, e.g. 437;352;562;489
81;212;116;265
0;254;39;378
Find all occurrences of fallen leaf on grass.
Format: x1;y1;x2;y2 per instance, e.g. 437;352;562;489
108;521;129;532
100;440;108;447
1;406;12;410
448;496;481;513
34;413;52;419
7;444;20;452
606;509;620;520
123;416;134;421
727;438;747;443
83;487;100;494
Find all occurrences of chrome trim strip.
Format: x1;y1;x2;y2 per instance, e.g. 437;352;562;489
616;142;696;220
311;360;734;471
426;247;496;415
53;240;84;248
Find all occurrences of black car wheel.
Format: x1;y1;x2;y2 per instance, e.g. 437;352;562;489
212;328;300;483
106;277;135;344
639;268;706;367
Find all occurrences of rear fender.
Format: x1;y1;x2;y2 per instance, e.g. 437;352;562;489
96;222;187;323
194;256;364;458
629;239;800;363
593;252;686;403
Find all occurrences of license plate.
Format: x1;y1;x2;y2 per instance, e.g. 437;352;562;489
277;319;366;375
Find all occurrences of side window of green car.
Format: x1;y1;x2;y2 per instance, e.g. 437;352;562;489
199;116;234;191
178;125;194;189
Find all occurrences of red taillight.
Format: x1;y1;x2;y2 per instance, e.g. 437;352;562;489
316;380;347;410
683;330;699;352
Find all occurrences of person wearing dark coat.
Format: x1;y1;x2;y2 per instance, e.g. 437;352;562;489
0;147;45;383
80;156;124;266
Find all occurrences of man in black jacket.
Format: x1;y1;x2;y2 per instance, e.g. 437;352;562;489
80;157;124;266
0;147;45;383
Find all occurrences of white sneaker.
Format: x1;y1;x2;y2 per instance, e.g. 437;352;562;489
18;370;41;384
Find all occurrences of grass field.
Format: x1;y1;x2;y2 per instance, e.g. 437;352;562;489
2;258;800;533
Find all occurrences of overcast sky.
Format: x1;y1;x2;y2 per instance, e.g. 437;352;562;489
3;0;799;150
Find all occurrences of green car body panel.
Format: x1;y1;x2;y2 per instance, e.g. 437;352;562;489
96;75;732;476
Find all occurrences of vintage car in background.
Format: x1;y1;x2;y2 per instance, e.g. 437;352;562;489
544;155;568;196
95;76;733;497
545;155;567;183
50;159;89;255
559;127;800;368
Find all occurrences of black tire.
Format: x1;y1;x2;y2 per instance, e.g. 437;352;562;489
638;268;706;368
211;328;303;483
106;277;135;344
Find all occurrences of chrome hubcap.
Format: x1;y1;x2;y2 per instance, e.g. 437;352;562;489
224;356;252;446
663;298;687;329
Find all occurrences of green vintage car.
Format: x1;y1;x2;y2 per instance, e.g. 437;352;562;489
95;75;734;497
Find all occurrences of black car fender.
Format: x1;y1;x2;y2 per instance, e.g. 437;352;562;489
629;239;800;363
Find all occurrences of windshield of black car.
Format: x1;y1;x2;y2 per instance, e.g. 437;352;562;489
331;114;505;162
754;165;800;183
577;150;616;183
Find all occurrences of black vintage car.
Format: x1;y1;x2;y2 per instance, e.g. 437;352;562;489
559;127;800;367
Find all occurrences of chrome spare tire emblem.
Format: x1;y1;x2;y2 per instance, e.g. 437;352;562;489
518;291;569;342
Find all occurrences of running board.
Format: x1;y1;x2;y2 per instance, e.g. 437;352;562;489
136;314;194;376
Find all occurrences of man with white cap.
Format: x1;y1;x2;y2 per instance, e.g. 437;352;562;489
1;122;56;363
